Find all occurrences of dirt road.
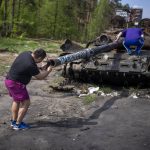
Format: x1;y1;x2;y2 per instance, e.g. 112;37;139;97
0;53;150;150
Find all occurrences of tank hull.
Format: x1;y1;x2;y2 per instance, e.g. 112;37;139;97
62;50;150;86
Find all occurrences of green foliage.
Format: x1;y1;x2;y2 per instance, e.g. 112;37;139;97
0;0;126;41
0;0;90;40
87;0;113;39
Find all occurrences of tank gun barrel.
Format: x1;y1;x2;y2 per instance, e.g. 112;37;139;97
48;40;122;67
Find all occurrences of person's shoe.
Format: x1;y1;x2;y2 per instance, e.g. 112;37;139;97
135;51;141;56
127;51;132;55
20;122;30;128
10;120;16;127
13;122;30;130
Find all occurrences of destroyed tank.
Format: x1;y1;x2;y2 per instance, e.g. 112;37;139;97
55;17;150;86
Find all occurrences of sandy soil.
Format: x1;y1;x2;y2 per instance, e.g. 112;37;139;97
0;52;150;150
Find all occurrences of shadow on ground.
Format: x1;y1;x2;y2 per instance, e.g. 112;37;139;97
30;90;129;129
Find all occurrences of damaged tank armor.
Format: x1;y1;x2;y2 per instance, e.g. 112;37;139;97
50;8;150;86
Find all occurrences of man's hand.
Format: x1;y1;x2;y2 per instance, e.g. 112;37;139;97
114;38;118;42
47;66;52;72
39;60;52;71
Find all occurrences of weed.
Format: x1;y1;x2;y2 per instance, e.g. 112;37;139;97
83;94;97;105
99;86;112;94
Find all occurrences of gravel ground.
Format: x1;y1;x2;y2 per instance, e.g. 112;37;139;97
0;53;150;150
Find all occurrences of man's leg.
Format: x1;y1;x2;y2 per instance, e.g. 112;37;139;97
16;99;30;124
11;101;20;121
123;41;132;55
135;38;144;55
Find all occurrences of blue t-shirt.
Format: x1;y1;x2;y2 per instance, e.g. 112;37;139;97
122;28;143;42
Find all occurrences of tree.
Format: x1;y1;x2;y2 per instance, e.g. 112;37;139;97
0;0;127;40
11;0;16;32
2;0;9;36
87;0;113;40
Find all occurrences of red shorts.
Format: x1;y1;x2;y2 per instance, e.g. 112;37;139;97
5;79;29;102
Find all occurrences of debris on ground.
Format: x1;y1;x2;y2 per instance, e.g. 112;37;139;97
77;87;99;97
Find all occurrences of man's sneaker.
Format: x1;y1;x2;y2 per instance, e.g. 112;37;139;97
135;51;141;56
13;122;30;130
10;120;16;127
21;122;30;128
127;51;132;55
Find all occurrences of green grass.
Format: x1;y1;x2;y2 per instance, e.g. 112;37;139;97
0;38;61;53
129;86;139;94
0;63;11;76
49;76;65;87
0;56;13;75
99;86;112;94
83;94;97;105
0;64;6;76
0;37;63;75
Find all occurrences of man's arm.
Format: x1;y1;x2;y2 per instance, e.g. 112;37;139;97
115;32;123;42
34;66;52;80
141;34;144;38
140;28;144;39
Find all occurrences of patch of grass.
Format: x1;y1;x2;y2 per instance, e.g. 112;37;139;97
0;54;15;75
99;86;112;94
0;38;35;52
0;65;5;75
0;38;61;53
83;94;97;105
49;76;65;87
129;86;139;93
0;64;9;76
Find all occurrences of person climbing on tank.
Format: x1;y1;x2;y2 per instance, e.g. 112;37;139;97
115;22;144;55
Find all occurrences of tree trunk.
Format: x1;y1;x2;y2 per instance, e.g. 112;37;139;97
3;0;8;36
0;0;2;8
53;0;58;38
17;0;21;21
11;0;16;34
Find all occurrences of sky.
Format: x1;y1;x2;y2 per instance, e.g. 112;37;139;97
121;0;150;18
